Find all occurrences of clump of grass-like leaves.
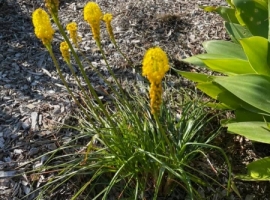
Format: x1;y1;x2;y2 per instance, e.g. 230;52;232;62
23;91;231;200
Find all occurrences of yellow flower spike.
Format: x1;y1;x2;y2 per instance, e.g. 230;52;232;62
66;22;80;47
32;8;55;46
45;0;59;15
83;2;103;42
142;47;169;83
60;41;70;63
142;47;169;115
103;13;114;40
149;82;163;115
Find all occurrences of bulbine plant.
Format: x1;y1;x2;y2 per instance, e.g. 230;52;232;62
27;0;232;199
176;0;270;182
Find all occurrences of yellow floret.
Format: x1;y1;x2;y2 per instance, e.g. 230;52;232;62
83;2;103;42
142;47;169;83
66;22;79;46
103;13;112;23
103;13;114;40
32;8;55;46
149;82;163;115
60;41;70;63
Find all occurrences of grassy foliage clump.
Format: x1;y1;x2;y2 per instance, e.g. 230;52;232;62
26;93;230;200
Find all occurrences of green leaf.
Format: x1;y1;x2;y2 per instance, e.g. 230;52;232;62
217;90;245;109
199;57;255;75
200;5;217;12
214;74;270;114
181;53;247;67
182;56;206;67
183;52;249;71
200;6;238;24
203;40;246;59
231;181;242;199
235;109;270;122
269;0;270;42
225;22;253;43
197;82;223;100
226;0;234;7
177;71;214;83
197;82;246;110
219;92;268;115
196;82;241;110
215;7;239;24
227;121;270;143
263;117;270;129
235;157;270;181
239;36;270;75
232;0;268;38
204;102;232;110
197;53;244;60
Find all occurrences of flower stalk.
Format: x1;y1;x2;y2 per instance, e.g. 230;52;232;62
32;5;114;130
103;13;133;66
45;0;59;16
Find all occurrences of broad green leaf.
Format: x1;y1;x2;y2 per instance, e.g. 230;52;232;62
214;74;270;114
177;71;214;83
269;0;270;42
268;0;270;41
199;58;255;75
197;53;244;60
239;36;270;75
235;157;270;181
235;109;270;122
183;52;247;67
197;83;242;109
183;53;249;70
203;40;246;59
217;89;265;112
215;7;239;24
217;85;270;116
232;0;268;11
257;0;267;6
217;90;246;109
227;121;270;143
200;6;238;23
220;92;268;115
226;0;234;7
232;0;268;38
197;82;223;100
200;5;216;12
225;22;253;43
182;56;206;67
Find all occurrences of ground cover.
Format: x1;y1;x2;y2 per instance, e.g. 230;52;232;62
0;0;270;199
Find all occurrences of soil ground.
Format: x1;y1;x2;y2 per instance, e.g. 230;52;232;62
0;0;270;199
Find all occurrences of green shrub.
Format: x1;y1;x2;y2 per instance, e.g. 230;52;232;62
176;0;270;181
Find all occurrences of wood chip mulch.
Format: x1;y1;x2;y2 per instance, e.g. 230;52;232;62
1;0;269;199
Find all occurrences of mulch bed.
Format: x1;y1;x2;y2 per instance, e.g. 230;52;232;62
0;0;269;199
